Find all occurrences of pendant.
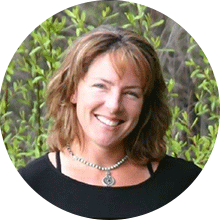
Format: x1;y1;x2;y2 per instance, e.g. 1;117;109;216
102;170;115;187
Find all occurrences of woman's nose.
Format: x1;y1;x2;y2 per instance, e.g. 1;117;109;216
105;92;122;114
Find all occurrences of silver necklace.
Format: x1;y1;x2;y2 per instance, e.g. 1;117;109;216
67;146;128;187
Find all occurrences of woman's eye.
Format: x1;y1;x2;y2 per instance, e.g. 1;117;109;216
92;83;106;89
126;91;139;98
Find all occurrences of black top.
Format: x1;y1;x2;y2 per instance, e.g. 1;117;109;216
18;153;201;219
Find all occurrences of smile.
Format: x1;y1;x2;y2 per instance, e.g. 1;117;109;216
95;115;124;127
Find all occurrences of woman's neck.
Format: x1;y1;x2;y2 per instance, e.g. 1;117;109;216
68;140;127;168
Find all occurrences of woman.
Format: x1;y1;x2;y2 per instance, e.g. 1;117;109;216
19;25;201;219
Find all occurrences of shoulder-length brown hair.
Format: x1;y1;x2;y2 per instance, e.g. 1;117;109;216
46;25;171;166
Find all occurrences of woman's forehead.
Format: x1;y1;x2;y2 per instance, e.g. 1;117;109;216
78;46;151;93
84;53;143;87
109;50;150;90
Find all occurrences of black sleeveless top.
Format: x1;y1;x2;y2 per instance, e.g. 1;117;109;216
19;153;201;219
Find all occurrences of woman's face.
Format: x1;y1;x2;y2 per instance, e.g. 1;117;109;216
71;53;144;149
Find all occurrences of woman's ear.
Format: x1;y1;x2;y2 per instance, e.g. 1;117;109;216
70;93;77;104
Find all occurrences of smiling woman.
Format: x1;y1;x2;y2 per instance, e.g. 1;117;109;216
18;25;201;219
71;53;144;152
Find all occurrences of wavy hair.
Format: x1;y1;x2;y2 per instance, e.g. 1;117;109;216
46;25;171;165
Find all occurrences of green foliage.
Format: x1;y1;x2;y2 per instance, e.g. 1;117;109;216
0;2;219;169
165;37;219;168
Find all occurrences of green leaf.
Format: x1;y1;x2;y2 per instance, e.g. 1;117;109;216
187;44;197;53
4;133;12;143
13;82;18;92
175;122;184;130
65;9;74;18
151;19;164;28
125;12;135;24
87;25;95;31
190;36;194;44
182;111;188;122
32;76;44;84
122;24;132;29
5;74;11;82
29;46;42;56
4;123;10;133
76;28;81;37
190;117;199;130
208;125;214;137
185;150;191;161
81;10;86;21
196;74;206;79
185;59;196;66
167;78;175;93
135;12;144;20
105;12;119;20
190;69;201;78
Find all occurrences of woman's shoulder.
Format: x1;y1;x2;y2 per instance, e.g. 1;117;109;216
158;155;202;180
18;154;51;183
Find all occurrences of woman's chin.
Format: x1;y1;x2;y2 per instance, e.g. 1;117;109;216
92;138;123;149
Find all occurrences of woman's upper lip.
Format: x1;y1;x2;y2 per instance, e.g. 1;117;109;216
94;114;125;122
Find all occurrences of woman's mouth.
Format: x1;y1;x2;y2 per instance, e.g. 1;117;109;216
95;115;124;127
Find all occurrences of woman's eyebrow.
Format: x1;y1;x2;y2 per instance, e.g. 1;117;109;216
99;78;114;85
123;85;142;90
93;78;142;89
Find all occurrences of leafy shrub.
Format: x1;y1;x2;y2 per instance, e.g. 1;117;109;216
0;1;219;169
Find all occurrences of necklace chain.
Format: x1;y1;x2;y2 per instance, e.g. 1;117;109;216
67;145;128;171
67;145;128;186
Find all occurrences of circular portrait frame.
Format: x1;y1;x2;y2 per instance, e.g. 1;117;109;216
1;2;220;218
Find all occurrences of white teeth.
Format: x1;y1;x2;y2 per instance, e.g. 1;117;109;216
96;115;120;127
